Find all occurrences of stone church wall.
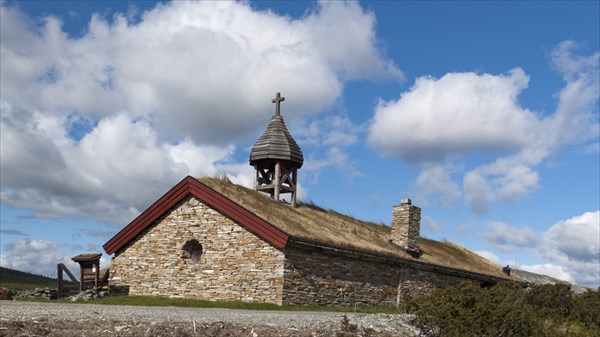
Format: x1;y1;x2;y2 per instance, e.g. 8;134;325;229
108;196;285;304
282;244;470;307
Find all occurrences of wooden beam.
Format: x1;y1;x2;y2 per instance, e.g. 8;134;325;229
254;165;259;188
79;263;84;292
274;161;281;201
99;269;110;290
57;264;63;299
94;261;99;290
57;263;80;298
291;168;298;207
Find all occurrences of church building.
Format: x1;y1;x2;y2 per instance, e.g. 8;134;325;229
103;93;521;306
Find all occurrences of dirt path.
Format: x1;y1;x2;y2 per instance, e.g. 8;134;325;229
0;301;421;336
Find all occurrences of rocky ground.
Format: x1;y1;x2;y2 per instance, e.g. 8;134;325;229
0;301;422;337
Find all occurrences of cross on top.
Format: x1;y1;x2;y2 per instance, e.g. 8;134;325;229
272;92;285;116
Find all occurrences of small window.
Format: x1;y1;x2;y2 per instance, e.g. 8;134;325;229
182;240;203;263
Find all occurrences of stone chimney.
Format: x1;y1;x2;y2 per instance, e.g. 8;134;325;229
391;199;421;254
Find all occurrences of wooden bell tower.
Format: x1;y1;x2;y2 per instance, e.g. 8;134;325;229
249;93;304;207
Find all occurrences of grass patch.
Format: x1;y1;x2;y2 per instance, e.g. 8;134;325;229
19;295;401;314
16;297;55;302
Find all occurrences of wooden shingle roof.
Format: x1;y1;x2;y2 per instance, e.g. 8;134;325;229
71;253;102;262
249;114;304;167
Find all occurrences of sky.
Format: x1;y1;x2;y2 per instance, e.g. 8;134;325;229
0;1;598;288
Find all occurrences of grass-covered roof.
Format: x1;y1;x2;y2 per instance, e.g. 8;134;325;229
200;177;516;280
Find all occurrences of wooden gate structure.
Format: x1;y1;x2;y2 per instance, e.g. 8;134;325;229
57;253;109;298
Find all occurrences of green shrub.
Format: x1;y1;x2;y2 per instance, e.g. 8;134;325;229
526;283;573;317
411;282;600;337
0;288;15;300
572;289;600;329
413;281;539;337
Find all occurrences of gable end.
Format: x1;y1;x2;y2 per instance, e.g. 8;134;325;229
103;176;290;255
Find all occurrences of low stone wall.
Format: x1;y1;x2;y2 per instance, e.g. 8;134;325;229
109;196;285;304
396;267;466;300
283;245;399;307
282;242;482;307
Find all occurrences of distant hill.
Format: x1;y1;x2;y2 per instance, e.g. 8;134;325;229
0;266;58;290
512;269;590;294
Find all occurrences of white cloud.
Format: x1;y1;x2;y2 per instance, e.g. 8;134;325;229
474;250;501;265
368;42;599;213
298;113;360;148
482;211;600;287
302;146;361;184
369;68;535;162
0;1;399;224
0;108;230;224
520;263;575;284
0;240;78;277
546;41;600;147
544;211;600;263
297;113;363;183
482;221;538;249
414;164;461;208
421;216;443;233
464;158;541;214
538;211;599;287
0;1;400;144
0;238;112;277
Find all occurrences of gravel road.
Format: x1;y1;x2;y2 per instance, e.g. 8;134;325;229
0;301;422;337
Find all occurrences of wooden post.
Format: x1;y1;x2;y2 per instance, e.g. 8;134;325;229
79;264;84;292
274;161;281;201
57;264;63;299
57;263;80;298
99;269;110;290
254;165;259;188
94;261;99;290
291;168;298;207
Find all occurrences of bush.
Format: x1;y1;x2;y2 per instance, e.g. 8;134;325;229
572;289;600;329
0;287;15;300
413;281;539;337
526;283;573;317
411;281;600;337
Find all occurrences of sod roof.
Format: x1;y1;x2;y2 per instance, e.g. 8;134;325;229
200;177;517;280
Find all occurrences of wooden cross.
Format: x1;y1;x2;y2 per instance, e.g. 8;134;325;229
272;92;285;116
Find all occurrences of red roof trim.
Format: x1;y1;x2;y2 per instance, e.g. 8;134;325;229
103;176;290;255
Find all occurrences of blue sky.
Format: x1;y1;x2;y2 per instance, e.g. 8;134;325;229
1;1;598;287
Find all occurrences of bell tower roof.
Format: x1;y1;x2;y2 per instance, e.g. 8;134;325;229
249;93;304;167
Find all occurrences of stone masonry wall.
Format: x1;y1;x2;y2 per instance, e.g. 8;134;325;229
109;196;285;304
283;246;398;306
391;199;421;252
283;244;475;307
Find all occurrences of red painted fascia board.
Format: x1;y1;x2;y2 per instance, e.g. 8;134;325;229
103;186;189;254
103;176;289;255
103;177;191;254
